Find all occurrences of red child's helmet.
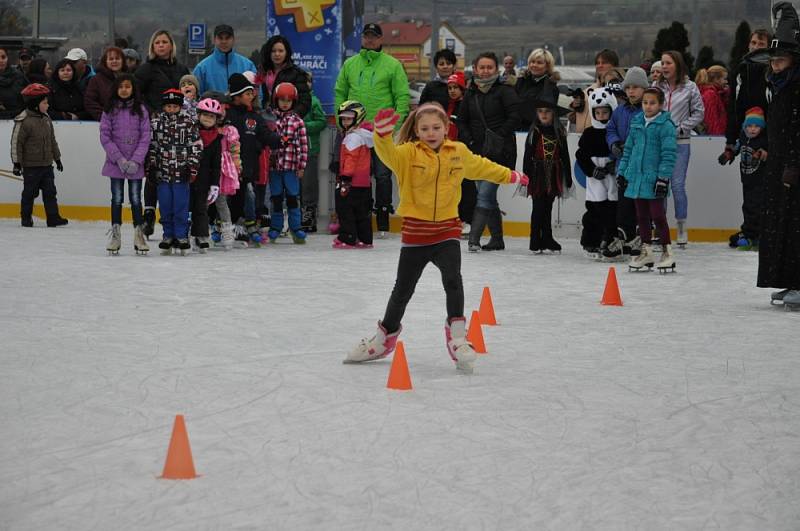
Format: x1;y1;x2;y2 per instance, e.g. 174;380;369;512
273;82;298;102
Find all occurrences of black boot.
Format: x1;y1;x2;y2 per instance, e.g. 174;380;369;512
46;216;69;227
468;207;490;252
482;208;505;251
143;207;156;237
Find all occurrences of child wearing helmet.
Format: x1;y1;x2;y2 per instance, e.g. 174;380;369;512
11;83;68;227
267;81;309;243
189;98;226;252
146;88;202;255
332;99;374;248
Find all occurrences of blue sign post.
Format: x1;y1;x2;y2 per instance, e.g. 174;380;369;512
188;23;206;55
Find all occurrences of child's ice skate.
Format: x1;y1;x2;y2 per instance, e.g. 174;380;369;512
629;244;655;272
356;241;373;249
219;222;234;250
583;245;601;259
193;236;209;254
332;237;356;249
177;238;191;256
445;317;477;374
106;224;121;255
782;290;800;311
676;220;688;248
134;225;149;255
344;322;401;364
233;224;250;248
143;207;156;239
771;288;791;306
601;237;624;261
541;237;562;255
655;244;676;274
290;229;307;244
159;237;174;255
624;235;641;257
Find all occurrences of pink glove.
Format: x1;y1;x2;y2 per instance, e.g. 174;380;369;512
510;171;529;186
374;108;400;136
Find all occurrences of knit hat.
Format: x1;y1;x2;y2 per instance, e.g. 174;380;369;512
743;107;766;129
622;66;649;90
122;48;140;62
161;88;184;106
179;74;200;94
228;73;254;97
447;72;466;89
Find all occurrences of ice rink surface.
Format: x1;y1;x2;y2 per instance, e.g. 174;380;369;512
1;220;799;530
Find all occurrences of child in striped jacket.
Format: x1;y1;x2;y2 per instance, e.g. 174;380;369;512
343;103;528;373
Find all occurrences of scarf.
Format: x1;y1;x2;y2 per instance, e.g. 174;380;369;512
768;66;800;95
473;74;499;94
199;127;219;148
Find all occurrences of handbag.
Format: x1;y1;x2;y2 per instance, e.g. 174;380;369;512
472;92;505;161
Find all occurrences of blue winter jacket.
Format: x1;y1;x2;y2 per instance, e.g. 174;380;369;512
617;111;677;200
193;47;257;94
606;102;642;158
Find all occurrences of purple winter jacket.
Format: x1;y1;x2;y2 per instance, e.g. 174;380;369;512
99;101;151;179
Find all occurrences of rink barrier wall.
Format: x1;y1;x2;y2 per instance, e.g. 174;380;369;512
0;121;741;240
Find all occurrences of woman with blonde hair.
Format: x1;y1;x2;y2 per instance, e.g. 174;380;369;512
134;30;189;112
515;48;561;130
695;65;729;135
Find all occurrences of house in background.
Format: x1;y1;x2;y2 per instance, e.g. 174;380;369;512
379;21;467;81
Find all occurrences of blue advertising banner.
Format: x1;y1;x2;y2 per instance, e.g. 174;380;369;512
266;0;362;114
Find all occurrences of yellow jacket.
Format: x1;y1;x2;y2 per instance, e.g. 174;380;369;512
373;133;512;221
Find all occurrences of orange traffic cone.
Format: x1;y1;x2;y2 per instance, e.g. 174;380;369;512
601;266;623;306
160;414;198;479
478;286;498;325
466;310;487;353
387;341;413;390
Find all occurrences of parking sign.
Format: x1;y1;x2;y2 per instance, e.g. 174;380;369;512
188;23;206;54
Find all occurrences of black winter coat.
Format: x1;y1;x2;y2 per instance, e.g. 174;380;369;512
758;72;800;290
457;80;521;169
0;67;26;119
260;64;311;117
419;79;449;111
225;104;282;182
195;134;222;189
48;78;89;120
515;73;560;131
725;61;769;146
135;57;190;112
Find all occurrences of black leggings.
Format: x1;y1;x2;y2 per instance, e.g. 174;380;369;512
382;240;463;333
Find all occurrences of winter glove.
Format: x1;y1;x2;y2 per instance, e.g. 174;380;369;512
207;185;219;205
616;175;627;193
328;160;339;174
116;157;129;174
591;166;608;180
190;168;198;183
374;108;400;136
610;141;624;159
654;178;669;199
754;149;768;161
717;147;735;165
782;166;799;188
509;170;529;186
124;161;139;175
338;179;351;198
55;160;63;172
12;163;21;176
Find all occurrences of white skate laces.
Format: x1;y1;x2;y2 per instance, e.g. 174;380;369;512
344;322;401;363
445;317;476;373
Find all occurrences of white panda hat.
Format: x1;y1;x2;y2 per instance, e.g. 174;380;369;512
588;87;618;129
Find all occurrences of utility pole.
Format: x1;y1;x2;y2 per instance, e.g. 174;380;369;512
32;0;41;39
430;0;439;79
108;0;116;44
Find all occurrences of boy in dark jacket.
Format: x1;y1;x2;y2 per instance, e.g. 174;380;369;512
147;89;201;254
11;83;68;227
225;73;282;243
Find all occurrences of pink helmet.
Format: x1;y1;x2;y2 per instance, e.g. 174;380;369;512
197;98;224;116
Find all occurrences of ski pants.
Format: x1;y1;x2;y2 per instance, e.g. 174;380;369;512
335;187;373;245
110;178;143;226
20;166;60;222
190;182;210;237
157;182;190;239
382;240;463;334
269;170;302;232
372;149;393;231
581;200;617;247
635;198;671;245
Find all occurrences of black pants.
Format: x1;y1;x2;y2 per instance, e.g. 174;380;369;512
371;149;393;231
530;196;555;248
741;177;764;240
336;187;373;245
190;183;209;237
382;240;463;333
581;200;617;247
615;195;637;241
458;180;477;224
144;177;158;210
20;166;60;222
255;183;269;221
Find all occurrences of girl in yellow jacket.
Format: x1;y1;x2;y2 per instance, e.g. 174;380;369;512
343;103;528;373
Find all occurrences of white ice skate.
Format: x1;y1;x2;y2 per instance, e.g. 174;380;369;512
601;238;625;262
676;221;688;248
655;244;676;273
445;317;477;374
106;224;121;255
629;244;655;272
194;236;209;254
782;290;800;311
461;223;471;239
220;222;234;250
134;225;149;255
343;322;401;364
771;289;791;305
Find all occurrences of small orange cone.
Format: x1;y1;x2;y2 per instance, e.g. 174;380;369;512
601;266;623;306
466;310;487;353
386;341;413;390
478;286;498;325
160;415;198;479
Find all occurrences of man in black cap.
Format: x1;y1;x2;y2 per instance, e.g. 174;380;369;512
16;48;33;78
335;23;410;236
193;24;257;94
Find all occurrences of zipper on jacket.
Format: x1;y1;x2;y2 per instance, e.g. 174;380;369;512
433;153;440;221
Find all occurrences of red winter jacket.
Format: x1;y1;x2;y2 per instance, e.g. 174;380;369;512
699;84;729;136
